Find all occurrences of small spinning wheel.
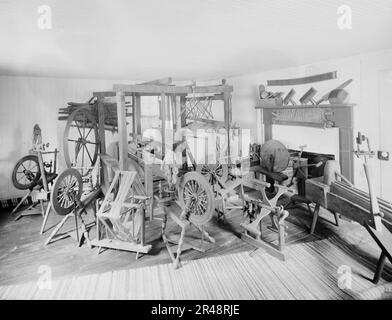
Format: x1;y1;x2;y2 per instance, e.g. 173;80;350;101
178;172;215;226
11;155;41;190
196;163;228;186
63;106;99;176
50;168;83;215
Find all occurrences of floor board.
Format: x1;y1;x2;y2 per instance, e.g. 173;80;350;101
0;199;391;299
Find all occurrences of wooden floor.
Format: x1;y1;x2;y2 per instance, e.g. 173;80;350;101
1;199;392;299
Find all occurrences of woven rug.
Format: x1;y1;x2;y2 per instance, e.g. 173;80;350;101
1;235;391;300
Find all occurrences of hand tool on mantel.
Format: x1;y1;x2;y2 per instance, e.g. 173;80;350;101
299;87;317;105
354;132;384;231
316;79;353;105
283;89;297;105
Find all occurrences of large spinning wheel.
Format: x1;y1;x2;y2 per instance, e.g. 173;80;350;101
50;168;83;215
63;107;99;176
11;155;41;190
260;139;290;173
178;172;215;226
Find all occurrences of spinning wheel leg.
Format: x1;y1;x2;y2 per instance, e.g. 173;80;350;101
162;207;213;269
78;213;92;248
40;201;52;234
174;224;187;269
45;213;73;246
10;192;31;216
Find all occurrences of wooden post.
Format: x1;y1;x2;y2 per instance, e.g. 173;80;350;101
134;94;142;135
180;95;187;170
223;92;231;161
36;151;48;193
263;109;273;142
97;96;106;155
256;108;263;144
116;91;127;171
339;127;354;183
144;161;153;221
97;96;107;191
160;93;166;158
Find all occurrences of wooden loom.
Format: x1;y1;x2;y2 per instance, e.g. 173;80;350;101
56;78;235;262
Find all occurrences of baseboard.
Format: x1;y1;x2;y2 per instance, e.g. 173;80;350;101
0;195;33;210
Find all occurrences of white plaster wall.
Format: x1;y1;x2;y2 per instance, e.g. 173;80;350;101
0;76;129;199
223;49;392;197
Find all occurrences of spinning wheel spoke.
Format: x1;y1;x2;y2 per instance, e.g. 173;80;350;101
51;168;83;215
74;120;83;139
196;163;228;187
85;126;93;140
85;141;99;145
84;145;93;164
12;155;41;190
64;107;98;176
178;172;215;226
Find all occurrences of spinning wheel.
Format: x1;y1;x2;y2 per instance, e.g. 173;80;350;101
196;163;228;186
11;155;41;190
260;140;290;173
63;107;99;176
50;168;83;215
178;172;215;226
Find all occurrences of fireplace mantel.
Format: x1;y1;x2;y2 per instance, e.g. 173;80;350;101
255;104;355;183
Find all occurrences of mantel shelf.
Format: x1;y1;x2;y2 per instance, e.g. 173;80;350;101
255;104;356;109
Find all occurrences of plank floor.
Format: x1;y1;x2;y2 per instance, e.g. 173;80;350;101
0;199;391;299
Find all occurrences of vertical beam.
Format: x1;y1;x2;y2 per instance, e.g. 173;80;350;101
263;109;273;141
256;108;263;144
223;92;231;161
116;91;127;171
160;93;166;158
172;95;177;130
339;127;354;183
134;94;142;135
37;151;48;193
180;95;187;169
97;97;108;191
97;97;106;154
144;163;153;221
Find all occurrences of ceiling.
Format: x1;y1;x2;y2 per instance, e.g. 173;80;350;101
1;0;392;81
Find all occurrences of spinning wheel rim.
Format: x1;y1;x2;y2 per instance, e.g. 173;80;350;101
196;163;228;185
50;168;83;215
63;106;99;176
178;172;215;226
11;155;41;190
